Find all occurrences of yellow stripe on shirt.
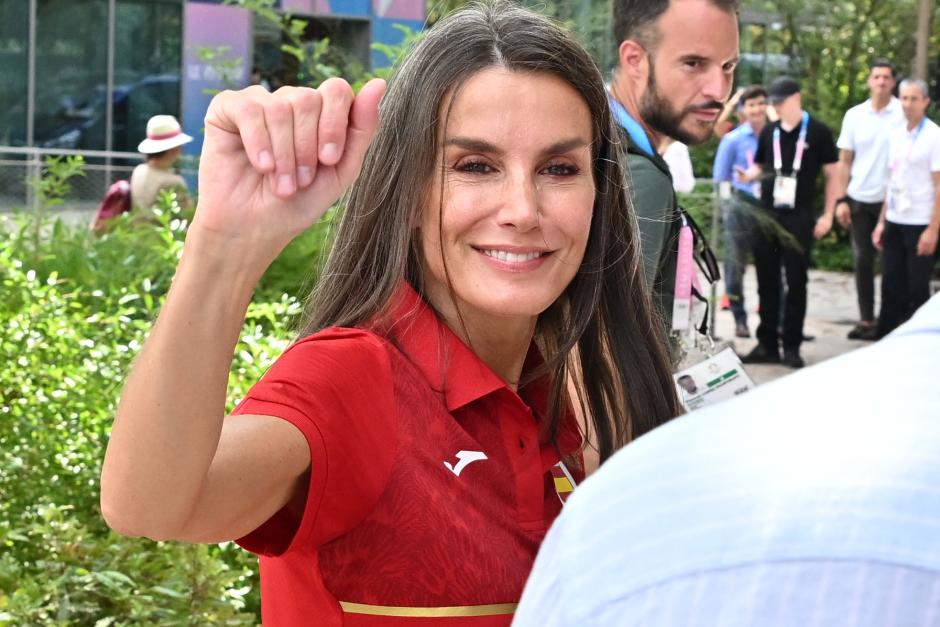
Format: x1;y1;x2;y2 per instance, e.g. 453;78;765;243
339;601;518;617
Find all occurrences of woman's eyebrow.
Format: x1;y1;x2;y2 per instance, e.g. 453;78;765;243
542;138;591;155
443;136;590;155
443;137;501;153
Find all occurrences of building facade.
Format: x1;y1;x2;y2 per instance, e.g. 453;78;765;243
0;0;425;157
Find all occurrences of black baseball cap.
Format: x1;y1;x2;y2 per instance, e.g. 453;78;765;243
767;76;801;104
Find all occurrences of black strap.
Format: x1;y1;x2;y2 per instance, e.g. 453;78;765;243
679;207;721;285
690;285;710;336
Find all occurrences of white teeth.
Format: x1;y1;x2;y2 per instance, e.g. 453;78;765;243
482;249;544;262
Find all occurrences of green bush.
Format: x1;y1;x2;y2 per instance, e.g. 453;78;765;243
0;160;326;624
811;228;855;273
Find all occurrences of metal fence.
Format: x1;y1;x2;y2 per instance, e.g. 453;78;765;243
0;146;197;227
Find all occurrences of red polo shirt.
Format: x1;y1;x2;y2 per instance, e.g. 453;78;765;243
232;284;583;626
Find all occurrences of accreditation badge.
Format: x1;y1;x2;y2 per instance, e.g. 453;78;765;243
890;183;913;213
673;347;756;412
773;174;798;209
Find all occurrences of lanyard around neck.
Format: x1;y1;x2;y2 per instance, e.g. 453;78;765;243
773;111;809;174
892;117;927;172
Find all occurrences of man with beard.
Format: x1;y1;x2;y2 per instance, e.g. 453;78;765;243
610;0;739;327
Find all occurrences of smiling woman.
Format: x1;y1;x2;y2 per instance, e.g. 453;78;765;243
100;2;680;625
420;69;596;377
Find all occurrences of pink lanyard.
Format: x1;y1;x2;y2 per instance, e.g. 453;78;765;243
891;117;926;173
672;215;704;332
773;111;809;174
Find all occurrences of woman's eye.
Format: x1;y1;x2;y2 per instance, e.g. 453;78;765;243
457;161;493;174
543;163;579;176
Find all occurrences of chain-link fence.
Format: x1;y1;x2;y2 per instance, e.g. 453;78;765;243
0;146;197;227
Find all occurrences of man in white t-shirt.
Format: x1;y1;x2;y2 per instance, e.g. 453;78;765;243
835;60;904;340
872;78;940;337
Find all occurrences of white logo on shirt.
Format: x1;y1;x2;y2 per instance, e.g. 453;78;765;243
444;450;488;477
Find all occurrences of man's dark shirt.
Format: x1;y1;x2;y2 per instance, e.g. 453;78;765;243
754;115;838;215
621;130;680;326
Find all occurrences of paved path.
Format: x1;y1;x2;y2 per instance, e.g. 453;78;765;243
711;267;873;385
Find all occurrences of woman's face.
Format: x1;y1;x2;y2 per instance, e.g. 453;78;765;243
420;68;595;334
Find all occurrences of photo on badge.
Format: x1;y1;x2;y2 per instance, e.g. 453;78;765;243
672;347;756;411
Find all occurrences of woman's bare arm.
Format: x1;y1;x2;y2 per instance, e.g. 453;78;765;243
100;78;385;542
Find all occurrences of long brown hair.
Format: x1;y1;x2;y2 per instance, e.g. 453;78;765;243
301;1;680;462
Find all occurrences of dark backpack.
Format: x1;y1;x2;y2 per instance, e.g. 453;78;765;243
91;179;131;233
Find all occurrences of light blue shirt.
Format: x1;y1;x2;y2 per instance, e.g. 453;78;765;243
514;295;940;627
609;97;655;157
713;122;761;196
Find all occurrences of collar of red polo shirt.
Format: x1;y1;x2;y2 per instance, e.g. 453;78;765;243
376;282;582;455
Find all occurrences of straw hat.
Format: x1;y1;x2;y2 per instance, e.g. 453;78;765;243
137;115;193;154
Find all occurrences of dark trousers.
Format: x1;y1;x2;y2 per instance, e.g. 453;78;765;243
752;210;813;350
848;197;883;322
723;193;756;326
876;221;935;336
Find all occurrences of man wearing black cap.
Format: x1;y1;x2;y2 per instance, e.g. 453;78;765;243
737;76;840;368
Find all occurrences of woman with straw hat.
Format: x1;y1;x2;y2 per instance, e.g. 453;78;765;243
130;114;193;209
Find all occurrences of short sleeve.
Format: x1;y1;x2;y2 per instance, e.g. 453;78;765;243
233;328;398;556
836;109;855;151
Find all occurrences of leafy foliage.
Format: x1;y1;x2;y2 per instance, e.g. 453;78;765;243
224;0;362;86
11;0;937;619
0;159;329;624
195;46;246;95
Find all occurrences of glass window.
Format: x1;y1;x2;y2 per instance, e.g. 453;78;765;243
29;0;181;152
0;1;29;146
113;0;182;152
34;0;109;150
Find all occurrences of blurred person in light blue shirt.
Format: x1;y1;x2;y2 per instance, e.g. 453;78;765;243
514;293;940;627
712;85;768;338
713;85;768;197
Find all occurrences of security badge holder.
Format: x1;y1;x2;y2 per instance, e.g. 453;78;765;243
773;174;798;209
771;112;809;211
889;160;913;214
890;184;913;213
671;212;756;412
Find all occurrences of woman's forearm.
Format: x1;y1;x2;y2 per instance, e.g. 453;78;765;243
100;226;265;538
